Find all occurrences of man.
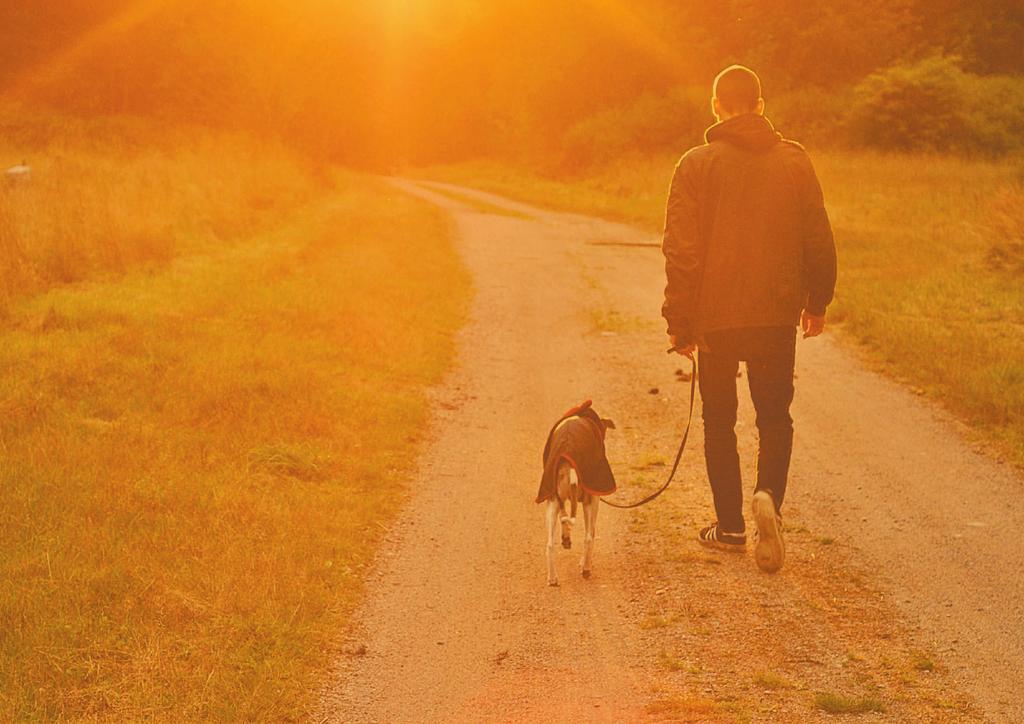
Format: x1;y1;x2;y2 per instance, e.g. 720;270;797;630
661;65;837;573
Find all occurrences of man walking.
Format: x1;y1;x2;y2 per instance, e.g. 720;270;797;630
662;65;837;573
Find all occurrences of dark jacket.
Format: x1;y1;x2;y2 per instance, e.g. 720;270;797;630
535;401;616;503
661;114;838;344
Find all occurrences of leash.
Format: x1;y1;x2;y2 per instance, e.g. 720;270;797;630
600;353;697;509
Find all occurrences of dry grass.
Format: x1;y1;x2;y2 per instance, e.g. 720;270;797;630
814;692;887;714
912;652;937;672
645;695;726;721
753;671;794;690
0;104;324;308
0;113;469;719
984;182;1024;273
422;152;1024;466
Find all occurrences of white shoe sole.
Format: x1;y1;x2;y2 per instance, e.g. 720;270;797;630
752;491;784;573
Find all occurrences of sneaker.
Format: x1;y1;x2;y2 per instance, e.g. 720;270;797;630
752;490;785;573
698;522;746;550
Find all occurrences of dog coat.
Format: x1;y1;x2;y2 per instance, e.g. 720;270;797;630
535;400;617;503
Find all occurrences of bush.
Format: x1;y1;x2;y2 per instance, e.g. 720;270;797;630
771;85;856;148
848;55;1024;154
964;74;1024;153
558;87;708;172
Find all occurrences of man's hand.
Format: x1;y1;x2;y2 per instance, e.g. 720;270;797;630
668;334;695;360
801;309;826;338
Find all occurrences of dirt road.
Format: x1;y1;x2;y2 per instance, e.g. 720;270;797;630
319;180;1022;722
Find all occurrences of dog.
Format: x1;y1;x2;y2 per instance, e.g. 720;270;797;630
535;400;617;586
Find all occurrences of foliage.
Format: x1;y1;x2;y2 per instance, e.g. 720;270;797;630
848;56;1024;154
770;85;857;149
1;2;1022;165
848;56;973;152
685;0;921;88
920;0;1024;74
558;88;707;171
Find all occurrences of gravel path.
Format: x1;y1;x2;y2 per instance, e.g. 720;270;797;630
319;179;1022;722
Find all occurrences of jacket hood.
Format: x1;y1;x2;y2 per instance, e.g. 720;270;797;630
705;113;782;152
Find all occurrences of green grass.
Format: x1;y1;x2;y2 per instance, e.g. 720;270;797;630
0;171;470;719
421;152;1024;467
814;692;887;714
640;613;676;630
646;695;726;720
753;671;794;690
590;308;657;334
658;651;697;672
912;652;936;672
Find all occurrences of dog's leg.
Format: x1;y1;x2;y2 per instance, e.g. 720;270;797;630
580;492;597;578
546;498;560;586
557;463;574;550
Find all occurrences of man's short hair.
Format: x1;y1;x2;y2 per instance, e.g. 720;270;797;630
713;65;762;114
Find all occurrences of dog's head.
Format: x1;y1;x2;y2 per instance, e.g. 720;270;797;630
558;400;615;439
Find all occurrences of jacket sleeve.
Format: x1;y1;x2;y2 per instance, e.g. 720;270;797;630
661;155;702;343
798;156;837;316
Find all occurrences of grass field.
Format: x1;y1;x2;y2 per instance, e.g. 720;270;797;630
421;152;1024;467
0;107;332;309
0;116;470;719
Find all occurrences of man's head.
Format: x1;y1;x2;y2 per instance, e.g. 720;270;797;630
712;65;764;121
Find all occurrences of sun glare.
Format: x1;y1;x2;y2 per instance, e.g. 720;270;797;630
7;0;171;99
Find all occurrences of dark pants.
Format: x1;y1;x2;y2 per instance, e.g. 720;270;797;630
698;326;796;534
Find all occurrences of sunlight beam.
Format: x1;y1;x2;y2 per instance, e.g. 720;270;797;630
580;0;694;81
3;0;174;101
